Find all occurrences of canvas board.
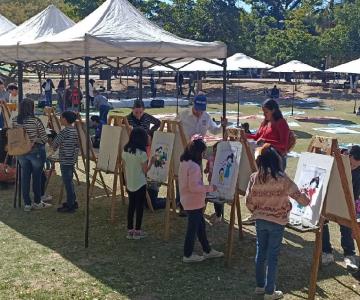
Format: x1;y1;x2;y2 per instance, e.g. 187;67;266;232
119;125;129;152
237;140;256;193
172;128;185;176
97;125;122;172
289;152;334;227
148;131;175;183
326;155;354;220
210;141;242;201
38;115;49;129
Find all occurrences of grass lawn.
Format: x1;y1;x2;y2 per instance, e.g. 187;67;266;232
1;97;360;299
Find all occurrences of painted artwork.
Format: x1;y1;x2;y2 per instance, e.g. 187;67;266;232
289;153;334;227
147;131;175;183
210;141;242;200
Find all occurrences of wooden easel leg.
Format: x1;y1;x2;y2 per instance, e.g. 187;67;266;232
170;181;177;216
146;190;155;213
110;173;118;223
225;199;237;267
74;170;80;186
235;194;243;240
164;188;171;241
44;165;54;191
90;170;98;197
119;170;125;205
99;171;110;198
308;218;325;300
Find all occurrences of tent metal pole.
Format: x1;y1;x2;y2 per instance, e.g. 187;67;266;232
222;58;227;138
176;71;179;115
84;56;91;249
139;58;143;101
17;61;24;103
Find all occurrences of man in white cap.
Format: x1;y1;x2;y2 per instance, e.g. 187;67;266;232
177;92;224;141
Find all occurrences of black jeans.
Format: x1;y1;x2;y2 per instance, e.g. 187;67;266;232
127;185;146;230
322;222;355;256
184;208;211;257
214;203;223;218
61;164;76;208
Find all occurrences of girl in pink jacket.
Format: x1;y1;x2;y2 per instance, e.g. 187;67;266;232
178;138;224;263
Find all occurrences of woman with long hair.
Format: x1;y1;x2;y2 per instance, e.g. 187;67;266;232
13;99;51;211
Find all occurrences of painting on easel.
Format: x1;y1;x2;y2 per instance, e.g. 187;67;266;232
210;141;242;201
148;131;175;183
289;153;334;227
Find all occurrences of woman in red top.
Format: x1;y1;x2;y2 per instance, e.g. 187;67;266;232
247;99;290;170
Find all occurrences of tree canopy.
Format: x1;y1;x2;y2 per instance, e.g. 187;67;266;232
0;0;359;67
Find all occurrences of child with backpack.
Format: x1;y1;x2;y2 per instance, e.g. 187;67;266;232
122;127;154;240
51;111;79;213
245;143;310;300
178;137;224;263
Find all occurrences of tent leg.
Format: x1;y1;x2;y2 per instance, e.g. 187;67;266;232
84;56;91;248
139;59;143;101
17;61;24;103
222;58;227;138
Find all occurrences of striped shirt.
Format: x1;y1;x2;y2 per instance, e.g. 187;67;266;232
52;126;79;165
12;116;48;144
127;112;161;136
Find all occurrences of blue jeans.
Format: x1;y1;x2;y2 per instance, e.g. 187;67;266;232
99;105;111;123
255;219;285;295
60;164;76;208
0;114;3;128
322;222;355;256
184;208;211;257
45;91;52;107
17;144;46;206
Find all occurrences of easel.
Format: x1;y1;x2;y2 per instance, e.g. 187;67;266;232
90;123;123;223
158;119;187;240
223;128;257;266
306;136;360;300
75;119;109;197
0;103;11;128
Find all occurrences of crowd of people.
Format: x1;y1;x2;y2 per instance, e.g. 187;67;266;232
1;77;360;300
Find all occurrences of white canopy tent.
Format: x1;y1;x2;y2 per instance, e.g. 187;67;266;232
227;53;273;69
0;5;75;62
269;60;321;73
151;59;224;72
11;0;226;62
325;58;360;74
0;14;16;36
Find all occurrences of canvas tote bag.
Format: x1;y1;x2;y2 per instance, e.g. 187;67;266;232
7;127;33;156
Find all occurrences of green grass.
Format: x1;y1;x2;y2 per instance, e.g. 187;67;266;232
1;96;360;299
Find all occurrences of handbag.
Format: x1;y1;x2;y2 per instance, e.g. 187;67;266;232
7;127;33;156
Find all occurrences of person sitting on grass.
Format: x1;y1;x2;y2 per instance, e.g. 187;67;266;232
178;136;224;263
51;111;79;213
245;143;310;300
122;127;155;240
322;145;360;271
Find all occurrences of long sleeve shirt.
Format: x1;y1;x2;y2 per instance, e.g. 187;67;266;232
12;117;48;145
177;108;221;141
247;118;290;155
52;126;79;165
178;160;214;210
127;112;161;137
245;172;310;225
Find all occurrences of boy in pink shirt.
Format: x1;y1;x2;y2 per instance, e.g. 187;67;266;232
178;138;224;263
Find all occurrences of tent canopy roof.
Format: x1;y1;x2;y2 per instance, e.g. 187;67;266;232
227;53;273;70
269;60;321;73
0;5;74;45
0;14;16;36
151;59;224;72
325;58;360;74
16;0;226;62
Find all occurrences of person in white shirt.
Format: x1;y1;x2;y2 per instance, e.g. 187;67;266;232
7;83;18;104
177;93;223;141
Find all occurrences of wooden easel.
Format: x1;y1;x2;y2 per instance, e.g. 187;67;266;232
307;136;360;300
74;119;109;197
158;119;187;240
223;128;257;266
0;103;11;128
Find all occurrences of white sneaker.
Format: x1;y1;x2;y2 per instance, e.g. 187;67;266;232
24;205;32;212
41;195;53;202
204;249;224;259
264;290;283;300
322;253;335;265
32;201;52;210
344;256;359;271
183;254;204;263
255;287;265;295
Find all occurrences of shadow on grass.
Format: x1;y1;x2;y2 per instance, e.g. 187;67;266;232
0;174;358;299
